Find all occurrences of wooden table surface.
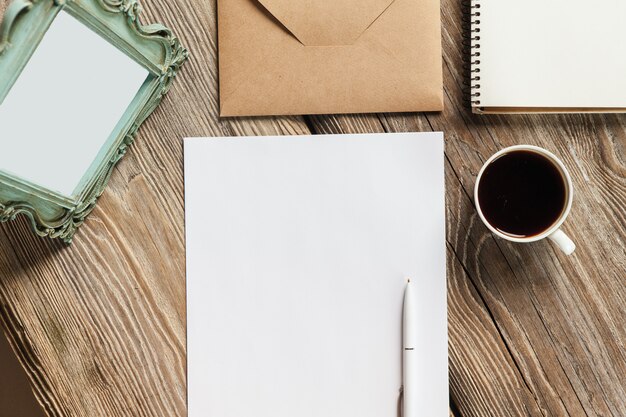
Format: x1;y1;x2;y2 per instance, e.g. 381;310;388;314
1;0;625;416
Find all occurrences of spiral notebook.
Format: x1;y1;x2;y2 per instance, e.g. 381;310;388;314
468;0;626;114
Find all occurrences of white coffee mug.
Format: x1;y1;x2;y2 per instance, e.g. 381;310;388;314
474;145;576;255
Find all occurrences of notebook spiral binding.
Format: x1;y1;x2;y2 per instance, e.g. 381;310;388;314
461;0;481;108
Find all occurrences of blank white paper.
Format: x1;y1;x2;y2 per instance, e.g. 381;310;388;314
0;11;148;197
185;133;448;417
479;0;626;108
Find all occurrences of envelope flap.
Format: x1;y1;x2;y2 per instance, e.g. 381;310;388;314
257;0;396;46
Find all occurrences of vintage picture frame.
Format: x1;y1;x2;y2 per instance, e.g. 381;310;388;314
0;0;187;243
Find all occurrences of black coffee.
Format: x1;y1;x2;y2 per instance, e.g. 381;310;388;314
477;150;567;238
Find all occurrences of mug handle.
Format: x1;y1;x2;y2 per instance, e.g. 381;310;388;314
548;229;576;255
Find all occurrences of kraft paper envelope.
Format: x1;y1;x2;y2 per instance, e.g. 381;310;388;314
218;0;443;116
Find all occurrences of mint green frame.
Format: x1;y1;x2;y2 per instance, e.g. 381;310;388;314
0;0;187;243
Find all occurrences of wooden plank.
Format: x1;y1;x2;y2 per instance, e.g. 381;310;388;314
0;0;310;415
436;0;626;414
0;323;46;417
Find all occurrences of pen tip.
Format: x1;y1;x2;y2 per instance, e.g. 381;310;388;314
407;278;411;283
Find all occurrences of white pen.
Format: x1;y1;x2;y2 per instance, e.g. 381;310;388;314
403;279;418;417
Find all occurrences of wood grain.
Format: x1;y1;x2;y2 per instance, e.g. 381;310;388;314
0;0;624;416
0;315;46;417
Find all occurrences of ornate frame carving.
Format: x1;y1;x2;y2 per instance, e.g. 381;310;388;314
0;0;188;243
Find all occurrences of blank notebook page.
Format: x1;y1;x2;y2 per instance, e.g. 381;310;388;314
185;133;448;417
479;0;626;108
